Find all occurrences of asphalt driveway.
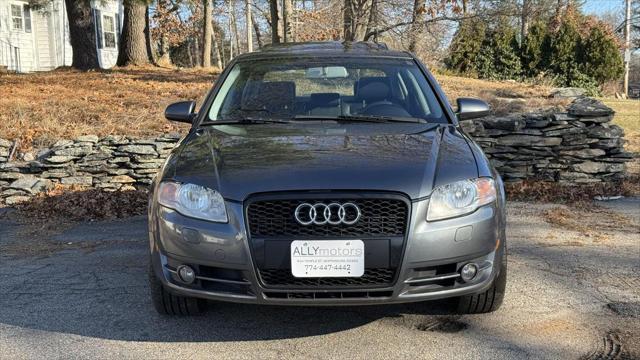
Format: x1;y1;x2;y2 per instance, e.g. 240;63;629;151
0;200;638;359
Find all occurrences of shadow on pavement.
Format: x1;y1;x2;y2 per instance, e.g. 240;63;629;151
0;216;453;342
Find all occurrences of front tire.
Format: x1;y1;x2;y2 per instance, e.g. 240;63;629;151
148;263;206;316
455;251;507;314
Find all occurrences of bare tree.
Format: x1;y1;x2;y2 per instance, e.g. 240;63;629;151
270;0;281;43
408;0;425;52
253;17;264;47
211;25;223;68
228;0;235;59
283;0;293;41
343;0;373;41
246;0;254;51
203;0;213;67
521;0;531;38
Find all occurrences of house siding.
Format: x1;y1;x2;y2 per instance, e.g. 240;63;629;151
0;0;121;72
0;0;36;72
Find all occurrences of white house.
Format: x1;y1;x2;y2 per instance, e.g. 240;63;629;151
0;0;123;72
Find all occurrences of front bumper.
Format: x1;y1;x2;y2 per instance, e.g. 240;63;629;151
149;198;505;306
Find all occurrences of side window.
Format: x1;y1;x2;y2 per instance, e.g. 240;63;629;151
102;15;117;49
400;70;431;116
11;4;23;31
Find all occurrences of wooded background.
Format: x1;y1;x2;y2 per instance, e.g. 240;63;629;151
30;0;639;95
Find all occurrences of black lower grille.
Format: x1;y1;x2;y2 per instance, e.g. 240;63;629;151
247;197;408;238
259;268;395;287
264;291;393;299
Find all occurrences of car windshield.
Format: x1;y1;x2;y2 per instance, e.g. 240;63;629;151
207;57;446;124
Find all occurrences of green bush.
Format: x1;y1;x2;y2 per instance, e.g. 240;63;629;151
554;68;601;96
579;26;624;84
521;21;548;76
547;21;581;78
446;19;486;75
445;11;624;91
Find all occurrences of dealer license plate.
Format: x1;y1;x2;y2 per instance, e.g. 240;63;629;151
291;240;365;278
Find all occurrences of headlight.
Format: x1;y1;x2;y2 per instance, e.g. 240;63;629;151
157;182;228;223
427;178;496;221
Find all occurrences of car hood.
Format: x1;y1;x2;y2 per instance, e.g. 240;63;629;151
168;124;479;201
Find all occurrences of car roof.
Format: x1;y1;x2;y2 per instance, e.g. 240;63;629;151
233;41;414;61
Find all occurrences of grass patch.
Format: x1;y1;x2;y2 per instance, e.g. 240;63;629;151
434;74;569;114
1;68;564;148
601;98;640;174
0;66;217;150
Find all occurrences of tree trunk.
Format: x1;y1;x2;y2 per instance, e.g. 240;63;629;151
408;0;424;53
194;36;201;66
283;0;293;42
343;0;372;41
203;0;213;67
253;17;264;48
231;2;240;52
157;34;171;66
246;0;253;51
144;6;156;64
228;0;235;60
64;0;100;70
364;0;378;41
521;0;530;40
269;0;281;43
551;0;564;32
117;0;151;66
211;26;223;69
219;34;226;67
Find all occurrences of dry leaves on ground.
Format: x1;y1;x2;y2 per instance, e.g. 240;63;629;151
15;184;148;222
505;176;640;203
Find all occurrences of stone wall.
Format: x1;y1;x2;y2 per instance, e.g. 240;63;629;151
0;98;633;206
0;135;181;205
460;98;632;183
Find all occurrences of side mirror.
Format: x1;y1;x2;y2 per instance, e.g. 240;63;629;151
456;98;491;120
165;101;196;123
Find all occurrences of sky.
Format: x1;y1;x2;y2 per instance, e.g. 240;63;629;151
583;0;625;16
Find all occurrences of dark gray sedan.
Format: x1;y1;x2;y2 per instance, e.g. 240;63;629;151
148;42;507;315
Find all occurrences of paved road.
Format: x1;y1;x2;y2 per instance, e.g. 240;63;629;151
0;200;638;359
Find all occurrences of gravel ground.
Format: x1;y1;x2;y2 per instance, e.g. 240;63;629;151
0;200;638;360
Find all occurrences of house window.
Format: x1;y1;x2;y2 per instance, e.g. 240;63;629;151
11;4;23;31
102;15;116;49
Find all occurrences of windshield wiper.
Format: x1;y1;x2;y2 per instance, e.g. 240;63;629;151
201;118;291;125
294;115;427;123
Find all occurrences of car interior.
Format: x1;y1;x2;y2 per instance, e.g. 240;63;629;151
215;64;443;122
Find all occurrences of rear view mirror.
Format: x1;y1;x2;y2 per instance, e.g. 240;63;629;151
305;66;348;79
456;98;491;120
165;101;196;123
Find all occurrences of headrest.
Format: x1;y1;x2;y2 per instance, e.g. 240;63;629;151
357;80;390;103
354;77;390;96
242;81;296;113
309;93;340;107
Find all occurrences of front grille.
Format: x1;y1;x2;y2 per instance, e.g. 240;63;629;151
263;290;393;300
259;268;395;287
247;198;408;238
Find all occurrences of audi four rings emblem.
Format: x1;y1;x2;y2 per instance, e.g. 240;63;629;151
294;202;361;225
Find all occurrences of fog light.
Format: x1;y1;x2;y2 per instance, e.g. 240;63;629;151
460;263;478;282
177;265;196;284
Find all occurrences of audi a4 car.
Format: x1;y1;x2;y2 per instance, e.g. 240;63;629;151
148;41;507;315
